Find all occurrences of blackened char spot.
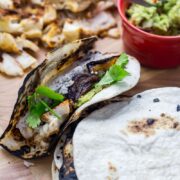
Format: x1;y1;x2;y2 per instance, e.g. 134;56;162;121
0;52;3;62
59;163;77;180
147;118;155;126
21;145;30;153
153;98;160;103
0;144;30;158
177;105;180;112
56;155;60;159
161;113;165;117
173;122;179;128
11;128;24;141
137;95;142;98
67;73;99;101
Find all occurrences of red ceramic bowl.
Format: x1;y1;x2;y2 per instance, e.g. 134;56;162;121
117;0;180;68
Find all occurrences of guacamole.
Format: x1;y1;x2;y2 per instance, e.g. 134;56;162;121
126;0;180;36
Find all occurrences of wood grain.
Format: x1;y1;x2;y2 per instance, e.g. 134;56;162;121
0;38;180;180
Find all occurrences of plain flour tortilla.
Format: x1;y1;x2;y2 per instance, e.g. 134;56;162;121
73;87;180;180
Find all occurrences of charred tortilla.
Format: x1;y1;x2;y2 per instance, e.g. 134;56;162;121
0;37;140;159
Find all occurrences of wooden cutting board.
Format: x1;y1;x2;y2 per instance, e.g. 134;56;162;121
0;38;180;180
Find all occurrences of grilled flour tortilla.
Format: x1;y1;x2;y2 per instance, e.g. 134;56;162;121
72;87;180;180
0;37;140;159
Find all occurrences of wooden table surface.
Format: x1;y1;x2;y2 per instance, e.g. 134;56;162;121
0;38;180;180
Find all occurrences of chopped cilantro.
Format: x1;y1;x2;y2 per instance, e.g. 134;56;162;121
36;86;64;101
96;53;129;87
96;71;114;86
109;65;129;82
27;98;45;128
26;86;64;129
116;53;129;68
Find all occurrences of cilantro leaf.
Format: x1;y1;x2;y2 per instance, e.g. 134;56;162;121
26;100;46;128
96;71;114;86
96;53;129;87
26;98;61;128
26;112;41;129
36;86;64;101
26;86;64;128
109;65;129;82
116;53;129;68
